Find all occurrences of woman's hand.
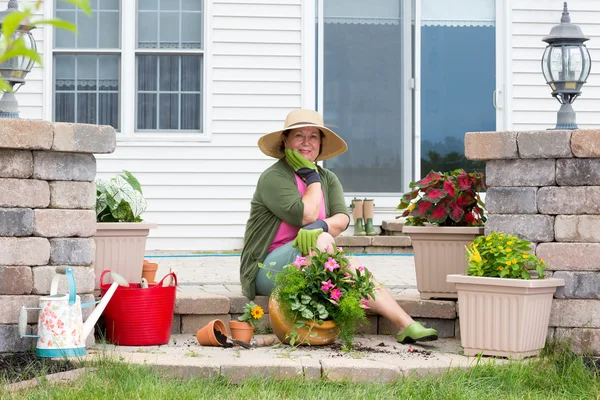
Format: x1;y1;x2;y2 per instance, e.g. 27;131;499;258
284;148;320;186
292;228;323;255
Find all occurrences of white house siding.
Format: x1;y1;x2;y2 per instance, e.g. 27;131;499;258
95;0;304;251
511;0;600;129
0;0;44;120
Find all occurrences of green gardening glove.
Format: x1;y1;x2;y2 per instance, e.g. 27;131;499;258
284;148;320;186
292;228;323;255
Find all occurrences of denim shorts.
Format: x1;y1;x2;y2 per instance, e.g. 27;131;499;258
254;241;301;296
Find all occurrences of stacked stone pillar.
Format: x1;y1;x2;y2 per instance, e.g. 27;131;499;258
466;130;600;355
0;119;115;352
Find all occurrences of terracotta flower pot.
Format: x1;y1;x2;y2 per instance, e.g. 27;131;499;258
268;296;339;346
229;320;255;344
196;319;228;347
142;260;159;284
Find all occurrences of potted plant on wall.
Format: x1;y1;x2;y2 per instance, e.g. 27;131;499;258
447;232;565;359
93;170;157;289
263;246;377;348
397;169;486;300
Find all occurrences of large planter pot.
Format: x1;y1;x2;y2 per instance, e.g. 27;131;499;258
447;274;565;359
268;296;339;346
402;225;484;300
93;222;157;289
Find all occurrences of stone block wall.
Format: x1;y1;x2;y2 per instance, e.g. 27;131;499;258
466;130;600;355
0;119;116;352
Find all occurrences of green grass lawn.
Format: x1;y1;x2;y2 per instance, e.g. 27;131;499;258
2;344;598;400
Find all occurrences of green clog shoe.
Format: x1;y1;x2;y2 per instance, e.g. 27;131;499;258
396;322;438;344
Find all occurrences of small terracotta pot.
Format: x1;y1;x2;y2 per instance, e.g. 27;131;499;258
268;296;339;346
229;320;255;344
142;260;159;284
196;319;228;347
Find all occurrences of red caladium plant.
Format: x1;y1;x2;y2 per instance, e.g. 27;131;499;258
397;169;486;226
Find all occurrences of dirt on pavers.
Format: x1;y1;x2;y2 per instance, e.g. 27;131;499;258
0;352;76;384
172;334;444;359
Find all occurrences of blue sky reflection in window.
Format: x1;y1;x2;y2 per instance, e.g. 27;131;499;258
420;0;495;176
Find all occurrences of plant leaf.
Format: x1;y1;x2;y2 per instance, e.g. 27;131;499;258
429;203;449;223
457;173;473;190
120;170;143;194
414;172;441;189
448;202;464;222
33;19;77;33
61;0;92;15
414;200;433;217
443;180;456;198
423;188;447;202
1;11;27;42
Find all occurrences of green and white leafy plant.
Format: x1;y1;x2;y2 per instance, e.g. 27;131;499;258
96;170;147;222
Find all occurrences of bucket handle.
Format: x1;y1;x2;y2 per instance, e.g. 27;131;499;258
156;272;178;288
100;270;177;288
99;269;112;287
50;267;76;305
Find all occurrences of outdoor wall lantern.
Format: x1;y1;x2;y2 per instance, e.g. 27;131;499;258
0;0;37;118
541;2;591;130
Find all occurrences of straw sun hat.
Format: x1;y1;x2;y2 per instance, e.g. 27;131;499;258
257;109;348;162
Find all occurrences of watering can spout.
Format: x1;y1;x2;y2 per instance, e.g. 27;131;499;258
82;271;129;339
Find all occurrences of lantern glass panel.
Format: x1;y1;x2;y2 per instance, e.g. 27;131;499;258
581;46;591;82
550;46;564;81
542;46;552;83
565;45;583;81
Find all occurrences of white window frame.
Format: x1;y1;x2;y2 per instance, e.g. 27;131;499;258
43;0;212;143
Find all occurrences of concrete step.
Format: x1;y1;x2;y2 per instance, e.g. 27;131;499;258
171;289;459;340
334;233;412;254
381;219;408;236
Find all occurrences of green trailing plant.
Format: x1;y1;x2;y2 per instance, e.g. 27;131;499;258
397;169;486;226
0;0;91;91
465;231;548;279
95;170;147;223
262;245;377;347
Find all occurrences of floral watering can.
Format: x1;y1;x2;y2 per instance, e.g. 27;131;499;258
18;266;128;358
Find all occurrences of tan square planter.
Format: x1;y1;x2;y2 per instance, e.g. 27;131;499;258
447;274;565;359
402;226;484;300
93;222;157;289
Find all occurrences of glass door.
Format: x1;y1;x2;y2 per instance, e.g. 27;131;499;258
419;0;496;176
317;0;412;199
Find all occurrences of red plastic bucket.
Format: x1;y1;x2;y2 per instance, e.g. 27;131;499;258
100;270;177;346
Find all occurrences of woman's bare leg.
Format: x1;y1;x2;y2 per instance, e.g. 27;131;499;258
314;233;414;332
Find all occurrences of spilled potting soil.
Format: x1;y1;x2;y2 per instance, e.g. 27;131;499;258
214;328;233;348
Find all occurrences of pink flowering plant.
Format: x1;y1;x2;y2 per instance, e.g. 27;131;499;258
397;169;486;226
264;245;377;347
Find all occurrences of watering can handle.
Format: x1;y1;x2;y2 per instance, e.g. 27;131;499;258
51;266;77;305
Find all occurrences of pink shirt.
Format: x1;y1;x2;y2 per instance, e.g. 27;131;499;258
268;174;326;253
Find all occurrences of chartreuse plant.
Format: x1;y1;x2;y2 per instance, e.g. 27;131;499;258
95;170;147;223
397;169;486;226
262;245;377;347
0;0;91;91
465;231;548;279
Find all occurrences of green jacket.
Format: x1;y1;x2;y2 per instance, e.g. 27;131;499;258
240;158;349;299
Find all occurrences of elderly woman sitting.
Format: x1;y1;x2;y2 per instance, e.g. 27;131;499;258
240;109;438;344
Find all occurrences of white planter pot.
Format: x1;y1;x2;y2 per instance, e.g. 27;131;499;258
447;274;565;359
92;222;157;289
402;226;484;299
